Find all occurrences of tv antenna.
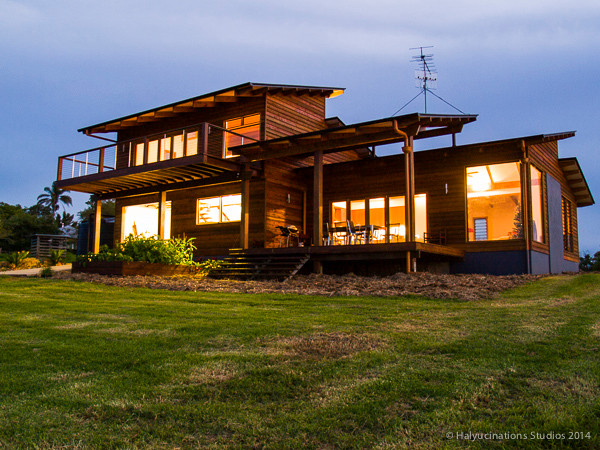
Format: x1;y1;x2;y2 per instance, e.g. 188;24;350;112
393;46;466;116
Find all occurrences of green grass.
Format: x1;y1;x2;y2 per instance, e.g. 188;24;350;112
0;274;599;449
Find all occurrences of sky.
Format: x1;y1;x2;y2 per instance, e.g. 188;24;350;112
1;0;599;252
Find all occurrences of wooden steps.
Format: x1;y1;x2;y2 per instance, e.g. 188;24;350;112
209;249;310;281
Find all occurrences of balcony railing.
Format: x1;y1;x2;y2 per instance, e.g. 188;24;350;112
57;122;257;182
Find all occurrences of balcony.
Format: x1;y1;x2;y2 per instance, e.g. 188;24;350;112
55;122;245;199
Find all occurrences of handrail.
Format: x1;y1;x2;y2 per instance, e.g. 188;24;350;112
57;121;257;181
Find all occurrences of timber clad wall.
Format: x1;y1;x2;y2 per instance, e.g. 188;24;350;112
529;142;579;259
305;141;527;252
115;97;267;167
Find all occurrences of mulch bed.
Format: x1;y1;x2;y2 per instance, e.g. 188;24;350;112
55;272;545;301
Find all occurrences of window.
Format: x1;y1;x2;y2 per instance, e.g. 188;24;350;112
467;162;522;241
330;195;427;244
223;114;260;158
122;202;171;240
197;194;241;224
530;165;544;243
562;197;574;252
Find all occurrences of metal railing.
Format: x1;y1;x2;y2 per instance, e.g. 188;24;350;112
57;122;258;182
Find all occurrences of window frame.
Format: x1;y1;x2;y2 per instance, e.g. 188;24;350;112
196;194;242;225
465;160;523;243
529;164;546;244
223;113;261;159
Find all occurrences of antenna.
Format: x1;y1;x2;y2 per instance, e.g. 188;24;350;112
411;46;436;113
392;46;466;116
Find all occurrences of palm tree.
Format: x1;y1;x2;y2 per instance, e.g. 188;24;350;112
37;183;73;224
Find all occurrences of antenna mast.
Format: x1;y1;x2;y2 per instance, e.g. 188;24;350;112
392;46;466;116
411;46;436;113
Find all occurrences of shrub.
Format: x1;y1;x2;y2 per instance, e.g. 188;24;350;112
48;249;65;266
580;251;600;272
77;235;197;266
196;259;225;276
20;257;43;269
5;251;30;269
40;267;53;278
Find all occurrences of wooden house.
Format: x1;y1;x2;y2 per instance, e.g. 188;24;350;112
55;82;594;276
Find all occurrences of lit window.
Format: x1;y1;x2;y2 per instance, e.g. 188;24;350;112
122;202;171;240
467;162;522;241
147;140;159;163
562;197;574;252
331;201;347;227
224;114;260;158
160;137;171;161
530;166;544;243
197;194;241;224
135;143;144;166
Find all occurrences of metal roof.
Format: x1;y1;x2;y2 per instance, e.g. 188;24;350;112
79;82;345;135
558;157;595;207
230;113;478;162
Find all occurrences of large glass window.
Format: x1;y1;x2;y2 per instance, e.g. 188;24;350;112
369;198;386;243
467;162;522;241
197;194;241;224
330;195;427;244
224;114;261;158
530;165;544;243
331;201;347;227
122;202;171;240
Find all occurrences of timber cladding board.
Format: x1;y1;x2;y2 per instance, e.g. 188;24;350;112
265;93;326;139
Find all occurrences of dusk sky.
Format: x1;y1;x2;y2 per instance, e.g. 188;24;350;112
1;0;598;251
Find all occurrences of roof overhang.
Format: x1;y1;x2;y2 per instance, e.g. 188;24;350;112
230;113;478;162
55;155;243;199
558;157;595;207
79;82;345;134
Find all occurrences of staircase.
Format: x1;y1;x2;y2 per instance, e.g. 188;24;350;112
209;249;310;281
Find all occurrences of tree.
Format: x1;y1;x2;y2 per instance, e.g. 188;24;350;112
0;203;59;252
78;198;116;221
580;251;600;272
37;183;73;225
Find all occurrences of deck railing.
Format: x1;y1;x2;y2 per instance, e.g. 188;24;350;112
57;122;258;182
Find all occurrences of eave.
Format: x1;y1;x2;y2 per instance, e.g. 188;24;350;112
78;82;345;135
230;113;478;162
558;157;595;207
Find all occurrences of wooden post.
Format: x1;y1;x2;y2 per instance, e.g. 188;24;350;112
57;157;63;181
240;162;250;250
98;148;105;173
313;149;323;273
201;122;209;163
93;199;102;253
402;143;414;272
158;191;167;240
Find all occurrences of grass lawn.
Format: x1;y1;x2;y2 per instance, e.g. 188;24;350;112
0;274;599;449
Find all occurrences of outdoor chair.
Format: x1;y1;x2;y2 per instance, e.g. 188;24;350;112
276;225;299;247
346;220;366;245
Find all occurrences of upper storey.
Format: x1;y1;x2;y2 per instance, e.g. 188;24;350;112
56;83;345;194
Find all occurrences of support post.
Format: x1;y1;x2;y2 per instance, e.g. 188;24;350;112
240;162;250;250
93;198;102;254
201;122;209;163
522;140;532;274
158;191;167;240
98;147;105;173
313;149;323;273
402;142;414;272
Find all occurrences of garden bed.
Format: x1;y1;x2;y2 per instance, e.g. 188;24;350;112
59;271;544;300
72;261;200;276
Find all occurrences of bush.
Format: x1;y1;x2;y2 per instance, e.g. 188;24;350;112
580;251;600;272
47;249;65;266
77;235;197;266
5;251;31;269
40;267;53;278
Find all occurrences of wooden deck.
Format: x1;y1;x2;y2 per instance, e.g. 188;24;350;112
233;242;464;261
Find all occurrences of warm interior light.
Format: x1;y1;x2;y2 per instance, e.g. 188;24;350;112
122;202;171;240
467;167;492;192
